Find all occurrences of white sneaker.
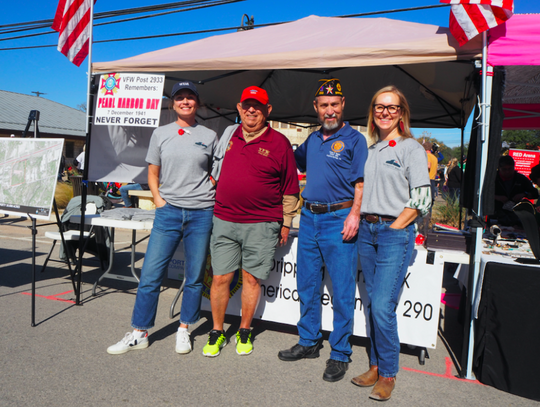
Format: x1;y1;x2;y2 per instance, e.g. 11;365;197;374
176;330;192;354
107;332;148;355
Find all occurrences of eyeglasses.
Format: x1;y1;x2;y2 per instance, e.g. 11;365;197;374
373;104;401;114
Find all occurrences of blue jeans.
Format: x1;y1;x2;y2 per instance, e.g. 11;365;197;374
131;203;213;330
296;205;357;363
120;183;143;207
357;219;415;377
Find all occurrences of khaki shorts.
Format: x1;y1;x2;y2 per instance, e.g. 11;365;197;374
210;217;280;280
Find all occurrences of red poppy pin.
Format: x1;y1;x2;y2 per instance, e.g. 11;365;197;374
178;129;185;135
389;140;396;147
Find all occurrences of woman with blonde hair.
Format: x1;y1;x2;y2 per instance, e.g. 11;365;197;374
351;85;431;401
446;157;463;201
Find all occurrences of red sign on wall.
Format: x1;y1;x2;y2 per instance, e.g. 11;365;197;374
509;149;540;178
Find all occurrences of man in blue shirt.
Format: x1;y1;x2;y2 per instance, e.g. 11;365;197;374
278;79;368;382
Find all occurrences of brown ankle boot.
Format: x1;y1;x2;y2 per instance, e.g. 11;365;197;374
369;376;396;401
351;365;378;387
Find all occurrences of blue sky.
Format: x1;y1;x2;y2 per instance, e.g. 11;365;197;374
1;0;539;146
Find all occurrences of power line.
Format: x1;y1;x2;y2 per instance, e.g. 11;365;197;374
0;0;244;39
0;4;449;52
0;0;240;32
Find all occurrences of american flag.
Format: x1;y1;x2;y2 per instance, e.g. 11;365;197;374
440;0;514;46
52;0;94;66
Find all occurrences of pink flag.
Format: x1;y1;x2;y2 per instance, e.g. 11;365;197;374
440;0;514;46
52;0;94;67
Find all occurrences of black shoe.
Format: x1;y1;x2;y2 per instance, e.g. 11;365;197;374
323;359;348;382
277;342;322;361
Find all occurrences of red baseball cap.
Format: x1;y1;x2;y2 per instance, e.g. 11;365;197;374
240;86;269;105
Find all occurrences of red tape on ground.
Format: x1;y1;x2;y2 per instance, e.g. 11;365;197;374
21;290;75;304
402;357;483;384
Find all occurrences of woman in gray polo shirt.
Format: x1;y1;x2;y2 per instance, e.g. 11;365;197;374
351;86;431;401
107;81;217;355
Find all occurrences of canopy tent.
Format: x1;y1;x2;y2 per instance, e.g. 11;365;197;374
89;15;483;182
488;14;540;130
471;14;540;216
93;15;482;128
457;13;540;384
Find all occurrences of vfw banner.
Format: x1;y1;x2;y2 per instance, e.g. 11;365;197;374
94;73;165;127
170;236;444;349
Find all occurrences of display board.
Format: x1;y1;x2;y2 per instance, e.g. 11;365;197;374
0;138;64;220
169;235;444;349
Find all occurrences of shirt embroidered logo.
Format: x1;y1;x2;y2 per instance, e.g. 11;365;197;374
227;140;233;151
331;141;345;153
195;142;208;148
258;148;270;157
385;159;401;168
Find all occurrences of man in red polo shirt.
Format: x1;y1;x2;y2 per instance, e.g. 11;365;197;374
203;86;300;357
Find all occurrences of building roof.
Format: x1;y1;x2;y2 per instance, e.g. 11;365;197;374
0;90;85;138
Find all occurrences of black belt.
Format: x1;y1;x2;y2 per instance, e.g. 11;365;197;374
304;200;354;214
361;214;397;223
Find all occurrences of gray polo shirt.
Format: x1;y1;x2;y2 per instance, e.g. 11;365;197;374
361;137;430;218
146;121;217;209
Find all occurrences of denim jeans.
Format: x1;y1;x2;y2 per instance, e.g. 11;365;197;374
131;203;213;330
119;183;143;207
357;219;415;377
296;205;357;363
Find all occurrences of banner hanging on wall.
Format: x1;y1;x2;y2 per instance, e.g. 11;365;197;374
94;73;165;127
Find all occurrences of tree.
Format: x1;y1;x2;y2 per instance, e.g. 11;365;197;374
501;130;540;150
415;131;466;164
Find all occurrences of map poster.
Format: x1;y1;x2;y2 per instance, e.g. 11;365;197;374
94;73;165;128
0;138;64;220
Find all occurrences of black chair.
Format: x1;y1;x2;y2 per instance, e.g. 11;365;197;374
512;201;540;263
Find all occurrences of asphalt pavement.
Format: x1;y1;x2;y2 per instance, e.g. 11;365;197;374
0;214;537;407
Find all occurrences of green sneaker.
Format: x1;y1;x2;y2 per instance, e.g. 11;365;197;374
202;330;226;357
235;328;253;355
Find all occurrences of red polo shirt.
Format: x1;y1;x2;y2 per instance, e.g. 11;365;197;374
215;126;299;223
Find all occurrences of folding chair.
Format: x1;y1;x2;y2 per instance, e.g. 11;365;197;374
40;202;99;273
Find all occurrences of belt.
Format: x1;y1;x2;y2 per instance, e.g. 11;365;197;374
361;214;397;223
304;200;353;214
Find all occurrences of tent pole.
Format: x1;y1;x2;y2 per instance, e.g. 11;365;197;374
75;0;96;305
464;31;493;380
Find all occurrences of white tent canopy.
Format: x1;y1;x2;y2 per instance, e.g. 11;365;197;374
93;15;482;129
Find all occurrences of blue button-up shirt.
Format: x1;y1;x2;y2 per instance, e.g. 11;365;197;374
295;122;367;204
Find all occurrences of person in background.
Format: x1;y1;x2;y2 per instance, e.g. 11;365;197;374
424;141;438;201
351;85;431;401
493;155;538;226
119;183;150;208
278;78;367;383
58;155;65;181
432;142;444;163
107;81;217;355
445;157;463;202
530;164;540;211
75;145;85;173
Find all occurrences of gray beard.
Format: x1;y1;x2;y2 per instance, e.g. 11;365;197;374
321;119;342;131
